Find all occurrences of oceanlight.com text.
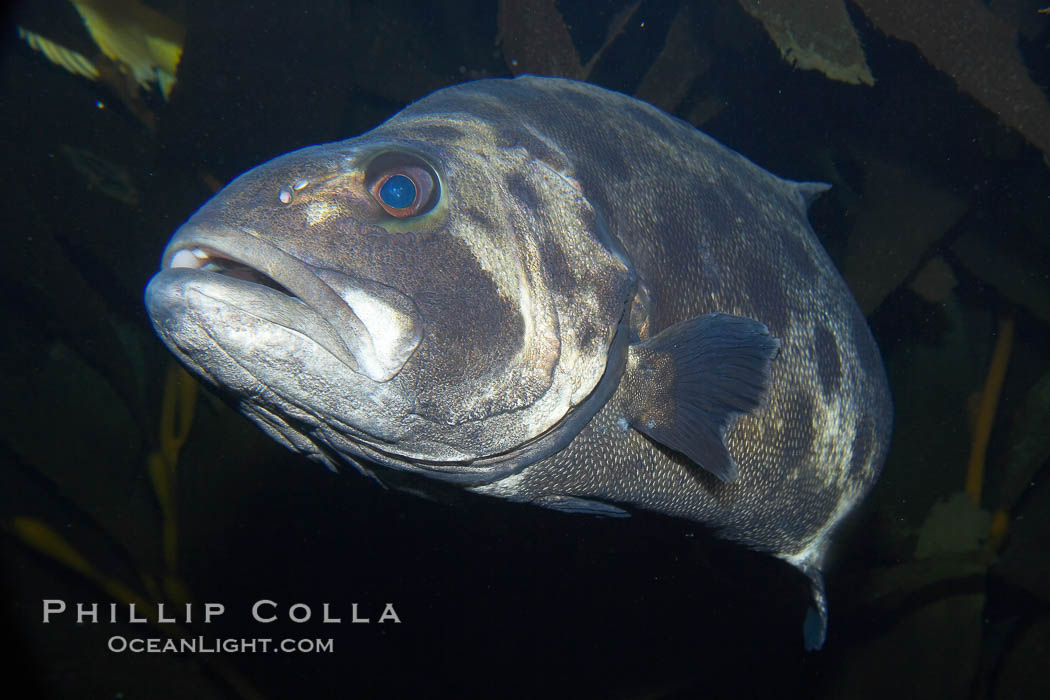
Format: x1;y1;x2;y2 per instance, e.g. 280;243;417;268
107;636;335;654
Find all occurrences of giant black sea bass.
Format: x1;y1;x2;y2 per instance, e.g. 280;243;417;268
145;76;892;649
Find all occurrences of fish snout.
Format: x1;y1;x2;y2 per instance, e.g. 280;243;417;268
157;223;422;382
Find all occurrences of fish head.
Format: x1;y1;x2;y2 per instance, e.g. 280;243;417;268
145;93;634;484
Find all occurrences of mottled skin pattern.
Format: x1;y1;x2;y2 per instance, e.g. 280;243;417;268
146;76;892;639
419;78;893;572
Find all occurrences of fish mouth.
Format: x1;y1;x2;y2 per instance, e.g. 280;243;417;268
147;223;422;382
169;247;297;298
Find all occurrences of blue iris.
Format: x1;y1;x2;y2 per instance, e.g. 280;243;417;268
379;174;416;209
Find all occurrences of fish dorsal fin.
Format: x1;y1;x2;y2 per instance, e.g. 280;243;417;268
623;313;780;482
795;180;831;209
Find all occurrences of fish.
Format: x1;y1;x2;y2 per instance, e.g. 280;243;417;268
144;76;893;649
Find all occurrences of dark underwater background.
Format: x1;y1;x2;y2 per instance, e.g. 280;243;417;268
2;1;1049;698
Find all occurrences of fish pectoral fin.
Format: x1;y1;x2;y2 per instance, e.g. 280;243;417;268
533;495;631;518
623;312;780;482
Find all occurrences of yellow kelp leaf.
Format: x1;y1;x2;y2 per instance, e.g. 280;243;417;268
12;516;98;579
965;316;1014;507
17;27;99;81
162;573;193;606
159;361;199;469
148;449;179;573
13;516;159;619
147;450;173;516
145;34;181;100
70;0;185;100
152;362;198;575
987;508;1009;553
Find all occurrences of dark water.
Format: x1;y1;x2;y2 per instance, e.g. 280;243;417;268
2;1;1049;698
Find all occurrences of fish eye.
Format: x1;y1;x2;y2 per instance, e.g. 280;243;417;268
366;152;439;218
379;175;415;209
